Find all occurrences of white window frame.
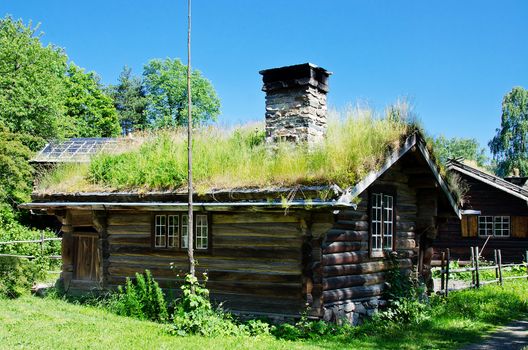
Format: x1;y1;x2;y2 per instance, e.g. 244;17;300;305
478;215;510;237
167;215;179;248
478;216;493;237
154;215;166;248
372;193;383;251
154;213;209;250
195;215;209;250
371;192;395;254
494;216;510;237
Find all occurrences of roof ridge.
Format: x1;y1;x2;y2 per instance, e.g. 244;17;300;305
447;159;528;199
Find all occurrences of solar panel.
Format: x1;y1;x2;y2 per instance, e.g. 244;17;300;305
32;138;120;163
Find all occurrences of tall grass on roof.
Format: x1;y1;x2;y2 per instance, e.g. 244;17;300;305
38;107;414;193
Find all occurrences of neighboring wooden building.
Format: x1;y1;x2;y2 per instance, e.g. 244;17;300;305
22;63;460;324
434;159;528;262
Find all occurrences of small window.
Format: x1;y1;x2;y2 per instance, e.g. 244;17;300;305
370;191;395;254
154;215;166;248
494;216;510;237
167;215;179;248
478;215;509;237
153;213;209;250
196;215;209;249
478;216;493;237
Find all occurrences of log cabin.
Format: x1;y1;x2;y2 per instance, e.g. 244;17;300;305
434;159;528;262
22;63;461;324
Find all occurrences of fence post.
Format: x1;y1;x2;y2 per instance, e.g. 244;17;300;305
40;231;44;256
440;251;445;293
525;250;528;281
475;246;480;288
445;248;451;296
498;249;503;286
470;247;476;288
494;249;499;285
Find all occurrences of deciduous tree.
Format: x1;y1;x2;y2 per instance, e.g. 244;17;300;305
64;64;121;137
143;58;220;128
489;87;528;176
433;135;488;167
0;125;33;207
0;16;67;149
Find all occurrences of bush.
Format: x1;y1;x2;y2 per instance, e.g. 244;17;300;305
110;270;168;323
376;253;430;326
0;256;47;298
0;204;60;298
171;273;240;337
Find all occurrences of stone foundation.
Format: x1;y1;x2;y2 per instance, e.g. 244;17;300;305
323;298;388;326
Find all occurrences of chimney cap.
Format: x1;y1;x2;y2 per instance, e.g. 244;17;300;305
260;63;332;93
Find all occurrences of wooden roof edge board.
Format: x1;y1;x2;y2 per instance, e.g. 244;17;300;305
348;133;418;199
415;140;462;219
31;185;340;202
448;161;528;204
19;200;356;211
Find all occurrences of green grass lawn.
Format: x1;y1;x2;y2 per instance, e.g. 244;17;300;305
0;280;527;350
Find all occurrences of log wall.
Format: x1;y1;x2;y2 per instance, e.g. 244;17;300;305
435;173;528;263
102;210;308;315
320;165;417;321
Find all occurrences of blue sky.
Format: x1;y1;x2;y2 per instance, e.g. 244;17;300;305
3;1;527;150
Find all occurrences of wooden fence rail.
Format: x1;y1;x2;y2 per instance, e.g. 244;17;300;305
0;234;62;264
439;247;528;295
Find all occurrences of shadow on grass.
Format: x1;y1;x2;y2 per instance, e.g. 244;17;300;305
304;282;528;350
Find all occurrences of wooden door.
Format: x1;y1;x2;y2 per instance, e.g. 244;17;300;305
73;232;100;281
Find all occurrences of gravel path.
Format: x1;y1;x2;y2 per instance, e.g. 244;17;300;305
460;320;528;350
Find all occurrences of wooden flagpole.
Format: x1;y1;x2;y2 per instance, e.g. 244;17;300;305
187;0;195;278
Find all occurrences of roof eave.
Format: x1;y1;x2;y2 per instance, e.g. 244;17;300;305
448;164;528;204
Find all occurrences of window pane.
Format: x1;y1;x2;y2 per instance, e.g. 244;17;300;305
383;195;393;249
195;215;208;250
168;215;179;248
494;216;510;237
371;193;383;251
478;216;493;237
181;215;189;249
155;215;166;248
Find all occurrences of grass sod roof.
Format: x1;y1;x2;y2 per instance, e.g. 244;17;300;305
35;108;462;204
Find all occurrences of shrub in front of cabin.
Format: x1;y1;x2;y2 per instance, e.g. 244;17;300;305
171;273;244;337
111;270;168;323
375;254;430;326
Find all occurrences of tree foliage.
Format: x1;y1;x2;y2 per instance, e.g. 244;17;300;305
143;58;220;128
108;66;148;134
0;16;67;148
489;87;528;177
0;125;34;207
64;64;121;137
432;135;488;166
0;15;121;143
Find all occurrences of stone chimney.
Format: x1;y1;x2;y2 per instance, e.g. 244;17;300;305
260;63;331;144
